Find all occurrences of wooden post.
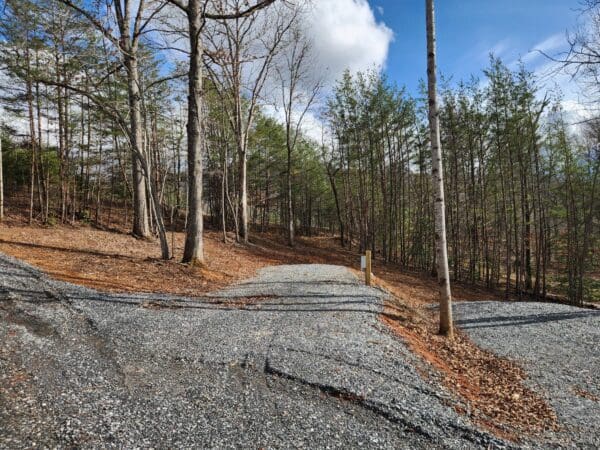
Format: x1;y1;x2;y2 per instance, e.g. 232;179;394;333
365;250;372;286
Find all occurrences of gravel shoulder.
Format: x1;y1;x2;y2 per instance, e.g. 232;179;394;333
455;301;600;448
0;254;504;449
1;251;598;449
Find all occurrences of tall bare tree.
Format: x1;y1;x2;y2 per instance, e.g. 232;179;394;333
165;0;276;263
53;0;172;262
204;0;293;243
426;0;453;337
56;0;156;240
277;25;320;246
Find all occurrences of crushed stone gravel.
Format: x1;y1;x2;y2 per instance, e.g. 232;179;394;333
455;301;600;448
0;254;505;449
1;252;597;448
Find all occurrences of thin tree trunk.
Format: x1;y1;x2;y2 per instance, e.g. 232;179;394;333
26;52;36;223
221;140;228;243
238;144;249;242
287;141;294;246
0;137;3;221
426;0;453;337
125;55;151;239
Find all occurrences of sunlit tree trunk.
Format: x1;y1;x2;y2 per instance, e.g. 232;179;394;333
426;0;453;337
182;0;205;264
126;54;151;239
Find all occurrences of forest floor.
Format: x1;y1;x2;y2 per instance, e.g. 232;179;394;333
0;211;503;300
0;212;598;445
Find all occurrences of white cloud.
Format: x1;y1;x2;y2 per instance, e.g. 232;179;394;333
542;69;594;132
304;0;394;86
260;0;393;142
262;97;325;144
488;39;511;58
485;31;592;131
532;32;565;55
520;33;566;65
520;33;589;126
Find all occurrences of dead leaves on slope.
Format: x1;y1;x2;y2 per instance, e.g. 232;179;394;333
381;301;559;442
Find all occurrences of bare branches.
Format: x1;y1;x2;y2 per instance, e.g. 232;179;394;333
32;75;130;139
146;71;189;89
204;0;277;20
538;2;600;102
55;0;122;50
164;0;187;12
163;0;279;21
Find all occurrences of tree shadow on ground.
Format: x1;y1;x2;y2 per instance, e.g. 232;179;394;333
455;310;600;329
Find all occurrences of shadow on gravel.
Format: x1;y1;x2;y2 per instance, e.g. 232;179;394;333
236;281;361;287
70;294;407;317
456;310;600;329
11;281;415;324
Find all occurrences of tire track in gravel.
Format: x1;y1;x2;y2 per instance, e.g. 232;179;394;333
1;254;509;448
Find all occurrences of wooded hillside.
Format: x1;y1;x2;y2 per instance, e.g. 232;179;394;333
0;0;598;304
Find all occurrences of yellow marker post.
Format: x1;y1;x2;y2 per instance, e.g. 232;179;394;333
365;250;372;286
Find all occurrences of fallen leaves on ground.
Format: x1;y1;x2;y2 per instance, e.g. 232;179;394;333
0;219;560;440
572;387;600;402
377;277;559;441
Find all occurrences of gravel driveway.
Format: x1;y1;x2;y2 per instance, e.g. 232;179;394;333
0;254;503;449
455;301;600;449
1;253;598;449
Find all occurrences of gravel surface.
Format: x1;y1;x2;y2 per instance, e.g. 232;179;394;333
2;253;598;449
455;301;600;449
0;253;508;449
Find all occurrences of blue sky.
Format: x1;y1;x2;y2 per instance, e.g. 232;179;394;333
372;0;581;94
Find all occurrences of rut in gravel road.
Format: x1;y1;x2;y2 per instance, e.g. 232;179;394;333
0;255;512;449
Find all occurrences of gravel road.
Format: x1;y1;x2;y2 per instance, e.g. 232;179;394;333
0;254;503;449
1;253;598;449
455;301;600;449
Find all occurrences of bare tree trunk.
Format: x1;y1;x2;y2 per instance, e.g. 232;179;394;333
182;1;205;265
222;140;228;242
238;142;249;242
287;141;294;246
426;0;453;337
34;54;47;223
26;52;36;224
119;11;169;258
327;164;344;247
278;28;320;246
203;1;285;243
57;0;153;238
226;147;239;241
166;0;277;260
0;136;3;221
125;56;151;239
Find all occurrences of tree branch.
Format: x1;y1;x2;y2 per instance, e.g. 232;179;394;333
204;0;277;20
